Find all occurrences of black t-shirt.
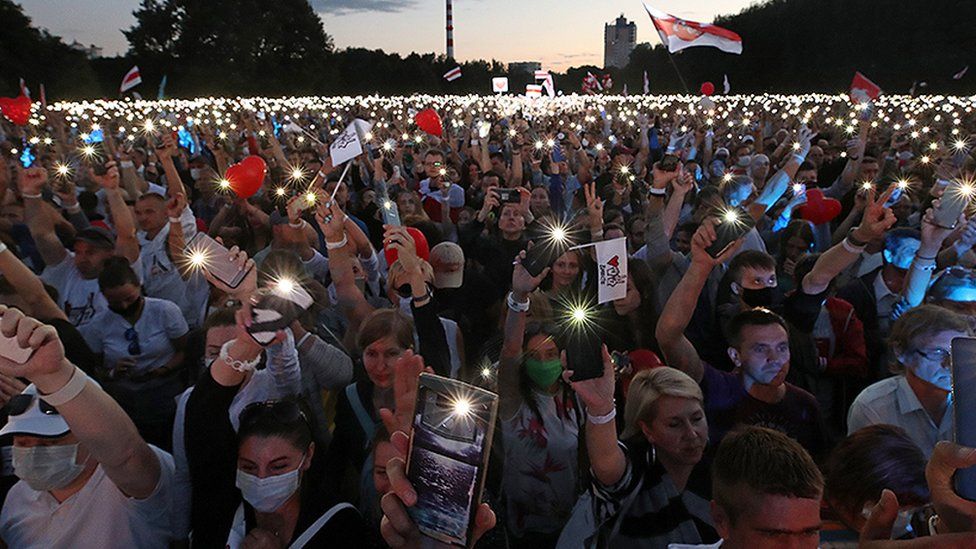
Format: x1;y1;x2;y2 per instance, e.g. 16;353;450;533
46;317;99;374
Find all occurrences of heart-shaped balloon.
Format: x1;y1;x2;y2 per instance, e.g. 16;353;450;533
385;226;430;266
225;155;267;199
0;94;32;126
414;108;443;137
798;188;842;225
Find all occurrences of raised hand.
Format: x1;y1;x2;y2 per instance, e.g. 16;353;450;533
17;166;47;196
583;182;604;230
384;225;418;271
690;217;744;267
511;248;550;296
0;306;69;391
851;184;897;244
92;161;121;191
563;345;615;416
166;192;187;220
202;242;257;300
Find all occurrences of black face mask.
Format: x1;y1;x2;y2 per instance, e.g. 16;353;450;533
741;286;776;309
109;296;143;317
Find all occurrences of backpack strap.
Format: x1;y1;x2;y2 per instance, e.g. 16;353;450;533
288;503;357;549
345;383;376;443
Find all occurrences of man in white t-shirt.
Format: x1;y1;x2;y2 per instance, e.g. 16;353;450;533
135;192;199;324
19;164;142;339
0;306;174;548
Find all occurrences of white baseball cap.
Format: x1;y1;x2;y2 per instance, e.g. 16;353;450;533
0;384;70;438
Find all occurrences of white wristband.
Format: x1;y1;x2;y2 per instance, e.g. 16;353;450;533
648;187;667;197
219;340;261;373
39;366;90;406
507;292;530;313
841;237;866;254
21;193;42;199
325;234;348;250
65;203;82;214
288;219;306;229
169;217;181;224
587;404;617;425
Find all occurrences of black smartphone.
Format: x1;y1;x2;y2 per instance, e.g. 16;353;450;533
522;230;573;278
406;374;498;548
706;207;755;258
952;337;976;500
495;188;521;204
566;327;604;382
659;154;680;172
934;180;973;229
246;283;313;346
183;233;253;289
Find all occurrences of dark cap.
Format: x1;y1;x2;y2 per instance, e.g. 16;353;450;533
75;226;116;249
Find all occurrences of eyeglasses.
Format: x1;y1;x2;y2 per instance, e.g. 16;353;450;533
914;348;951;363
5;394;59;416
239;399;309;432
125;327;141;355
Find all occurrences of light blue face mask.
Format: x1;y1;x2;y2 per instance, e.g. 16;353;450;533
236;456;305;513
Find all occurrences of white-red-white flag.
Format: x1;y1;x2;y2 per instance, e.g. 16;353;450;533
534;69;550;81
595;237;628;304
850;71;881;104
723;74;731;94
18;78;30;99
120;66;142;93
643;70;650;94
443;66;462;82
525;84;543;99
642;3;742;55
954;66;969;80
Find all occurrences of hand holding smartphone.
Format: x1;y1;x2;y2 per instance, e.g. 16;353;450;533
951;337;976;500
706;207;755;258
183;233;252;289
406;374;498;547
934;180;974;229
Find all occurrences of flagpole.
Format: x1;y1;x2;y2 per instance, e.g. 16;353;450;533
664;50;690;94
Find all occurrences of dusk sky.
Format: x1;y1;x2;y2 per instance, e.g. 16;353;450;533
17;0;758;71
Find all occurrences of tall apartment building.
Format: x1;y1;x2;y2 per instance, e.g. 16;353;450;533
604;14;636;68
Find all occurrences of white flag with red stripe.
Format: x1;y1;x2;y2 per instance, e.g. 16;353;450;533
443;66;462;82
595;237;628;304
643;70;650;94
120;66;142;93
18;78;30;99
642;3;742;55
525;84;543;99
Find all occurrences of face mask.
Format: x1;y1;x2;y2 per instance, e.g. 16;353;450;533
236;457;304;513
13;444;86;491
910;356;952;391
525;358;563;388
109;297;143;317
741;286;776;308
189;168;202;181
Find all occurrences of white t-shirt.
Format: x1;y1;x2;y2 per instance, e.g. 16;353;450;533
0;446;175;549
83;297;188;377
419;178;465;208
41;254;144;339
138;206;198;325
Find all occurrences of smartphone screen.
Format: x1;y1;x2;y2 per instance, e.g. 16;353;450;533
952;337;976;500
406;374;498;547
375;181;401;227
183;233;251;288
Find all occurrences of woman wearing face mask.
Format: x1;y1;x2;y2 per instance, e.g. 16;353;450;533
498;252;584;547
848;305;971;458
184;311;365;547
82;256;188;451
562;362;718;548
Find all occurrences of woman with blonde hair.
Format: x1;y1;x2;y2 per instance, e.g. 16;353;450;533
564;353;718;548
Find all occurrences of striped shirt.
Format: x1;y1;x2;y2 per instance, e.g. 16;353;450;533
592;441;718;548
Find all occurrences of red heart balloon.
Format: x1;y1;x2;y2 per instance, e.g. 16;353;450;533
225;155;267;199
798;188;842;225
0;94;32;126
385;227;430;266
414;108;443;137
700;82;715;97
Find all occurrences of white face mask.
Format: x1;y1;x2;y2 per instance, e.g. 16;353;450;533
189;168;202;181
13;443;86;492
236;457;304;513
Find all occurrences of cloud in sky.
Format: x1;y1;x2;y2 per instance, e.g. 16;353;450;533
310;0;418;15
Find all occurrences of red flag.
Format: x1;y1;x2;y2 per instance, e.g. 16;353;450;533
850;72;881;104
120;66;142;93
643;3;742;55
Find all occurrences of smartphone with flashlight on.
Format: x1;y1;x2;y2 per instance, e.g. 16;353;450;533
951;337;976;500
933;180;974;229
183;232;253;289
522;227;574;278
406;373;498;548
246;282;314;346
0;316;34;365
565;303;605;382
375;180;401;227
706;206;755;258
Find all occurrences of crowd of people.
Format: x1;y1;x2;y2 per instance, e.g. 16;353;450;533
3;92;976;548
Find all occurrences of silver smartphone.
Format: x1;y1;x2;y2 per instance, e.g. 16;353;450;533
375;181;401;227
183;232;252;289
952;337;976;500
934;180;973;229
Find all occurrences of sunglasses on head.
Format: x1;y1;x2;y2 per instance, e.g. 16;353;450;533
239;399;309;431
5;393;59;417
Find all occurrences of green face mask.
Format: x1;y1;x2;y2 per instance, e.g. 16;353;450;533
525;358;563;388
